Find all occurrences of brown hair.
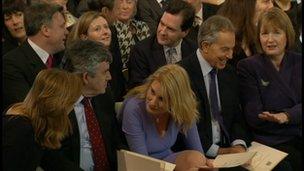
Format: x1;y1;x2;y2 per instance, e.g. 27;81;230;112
8;69;83;149
256;7;295;52
217;0;257;55
66;11;107;47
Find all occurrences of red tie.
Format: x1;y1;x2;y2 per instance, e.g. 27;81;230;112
82;97;110;171
46;55;54;68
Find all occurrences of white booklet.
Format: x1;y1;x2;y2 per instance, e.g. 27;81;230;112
243;141;288;171
118;141;287;171
117;150;176;171
200;141;287;170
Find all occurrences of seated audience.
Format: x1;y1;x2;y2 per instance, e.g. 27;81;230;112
2;0;27;56
66;11;126;101
112;0;151;79
237;7;302;171
128;0;196;88
217;0;273;68
121;64;212;169
184;0;221;44
54;39;127;171
3;2;68;112
3;69;83;171
179;15;251;160
273;0;301;41
135;0;171;35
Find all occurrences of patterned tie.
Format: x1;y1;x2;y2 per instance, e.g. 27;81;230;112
209;69;230;141
166;47;178;64
82;97;110;171
46;55;54;68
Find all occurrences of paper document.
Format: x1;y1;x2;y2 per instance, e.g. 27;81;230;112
117;150;176;171
212;152;257;168
243;141;288;171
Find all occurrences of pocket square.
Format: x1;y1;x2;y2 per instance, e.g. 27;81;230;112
261;79;269;87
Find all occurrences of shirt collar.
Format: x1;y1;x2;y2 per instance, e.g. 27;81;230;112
27;38;50;64
196;6;203;21
196;49;213;77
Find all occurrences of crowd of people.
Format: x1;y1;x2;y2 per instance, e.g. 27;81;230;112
2;0;302;170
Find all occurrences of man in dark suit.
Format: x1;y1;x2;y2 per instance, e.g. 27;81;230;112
3;2;68;111
56;40;126;171
135;0;171;35
179;15;250;159
128;0;196;88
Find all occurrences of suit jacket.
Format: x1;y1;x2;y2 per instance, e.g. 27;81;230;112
179;52;250;154
135;0;166;35
2;40;63;112
57;90;128;171
128;35;197;88
109;26;127;101
237;51;302;146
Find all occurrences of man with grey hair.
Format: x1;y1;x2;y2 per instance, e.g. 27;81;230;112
3;2;68;111
179;15;251;159
55;39;127;171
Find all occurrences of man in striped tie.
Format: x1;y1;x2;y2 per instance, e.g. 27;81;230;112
47;39;127;171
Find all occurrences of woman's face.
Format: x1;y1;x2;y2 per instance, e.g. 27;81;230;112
86;16;112;47
4;11;26;41
260;24;287;59
146;81;168;116
254;0;273;24
113;0;136;23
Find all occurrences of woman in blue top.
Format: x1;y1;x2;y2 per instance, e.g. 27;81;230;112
121;64;212;169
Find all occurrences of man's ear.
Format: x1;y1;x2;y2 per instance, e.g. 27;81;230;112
201;41;210;53
82;72;89;85
182;29;190;38
41;24;51;37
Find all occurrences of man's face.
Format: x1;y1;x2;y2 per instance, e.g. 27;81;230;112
4;11;26;41
201;31;235;69
84;61;112;97
157;12;188;47
46;12;69;54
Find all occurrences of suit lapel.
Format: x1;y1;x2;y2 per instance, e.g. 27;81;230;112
152;38;167;67
187;55;213;137
261;54;296;103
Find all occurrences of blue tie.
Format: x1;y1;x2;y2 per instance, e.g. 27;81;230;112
209;68;229;141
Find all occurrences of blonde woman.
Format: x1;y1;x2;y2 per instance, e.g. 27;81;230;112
3;69;83;170
121;64;212;169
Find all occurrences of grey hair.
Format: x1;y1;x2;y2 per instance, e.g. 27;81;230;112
197;15;235;47
63;39;113;77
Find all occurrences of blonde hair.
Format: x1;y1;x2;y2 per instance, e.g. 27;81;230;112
256;7;295;53
126;64;199;134
8;69;83;149
66;11;107;47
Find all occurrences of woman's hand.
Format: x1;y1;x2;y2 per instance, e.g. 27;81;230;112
175;150;217;171
258;111;289;124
